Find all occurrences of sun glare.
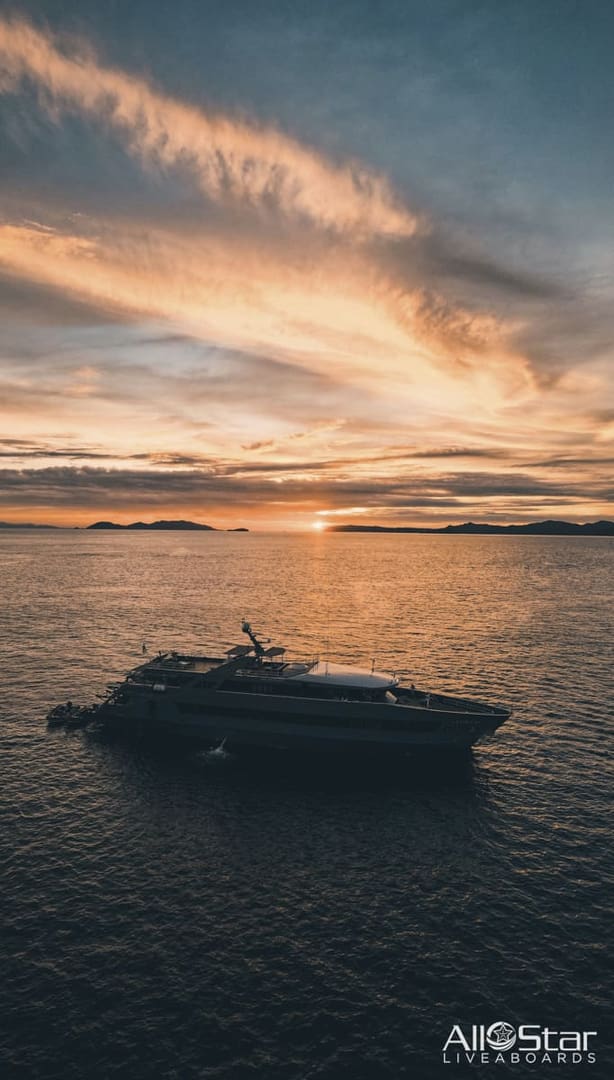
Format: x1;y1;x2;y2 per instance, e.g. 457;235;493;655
312;520;326;531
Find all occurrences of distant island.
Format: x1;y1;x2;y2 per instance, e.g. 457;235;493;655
329;520;614;536
0;521;60;529
87;519;216;530
0;518;251;531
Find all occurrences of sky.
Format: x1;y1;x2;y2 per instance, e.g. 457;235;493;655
0;0;613;529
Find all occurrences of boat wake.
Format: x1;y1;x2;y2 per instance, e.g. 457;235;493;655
204;738;232;763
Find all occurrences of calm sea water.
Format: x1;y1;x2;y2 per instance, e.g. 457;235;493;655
1;531;612;1079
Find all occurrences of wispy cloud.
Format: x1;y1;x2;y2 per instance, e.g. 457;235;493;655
0;18;538;402
0;16;416;239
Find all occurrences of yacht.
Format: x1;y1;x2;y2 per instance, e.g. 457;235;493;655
89;622;511;752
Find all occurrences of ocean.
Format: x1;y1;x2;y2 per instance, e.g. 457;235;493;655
1;531;612;1079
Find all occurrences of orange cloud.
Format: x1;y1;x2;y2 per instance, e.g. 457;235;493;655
0;217;534;421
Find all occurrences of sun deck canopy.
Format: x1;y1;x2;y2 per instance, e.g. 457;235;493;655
287;662;397;691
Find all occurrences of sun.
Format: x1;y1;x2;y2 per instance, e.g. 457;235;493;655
312;520;326;531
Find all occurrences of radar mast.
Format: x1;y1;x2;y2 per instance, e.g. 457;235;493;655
241;621;266;657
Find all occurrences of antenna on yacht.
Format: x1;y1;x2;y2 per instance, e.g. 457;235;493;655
242;620;265;657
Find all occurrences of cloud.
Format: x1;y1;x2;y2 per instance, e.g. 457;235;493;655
0;17;539;405
0;435;508;473
0;214;536;423
414;233;564;301
0;16;416;239
0;268;135;327
0;464;611;512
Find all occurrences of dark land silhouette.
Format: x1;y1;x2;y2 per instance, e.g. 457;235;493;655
87;519;216;530
329;520;614;535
